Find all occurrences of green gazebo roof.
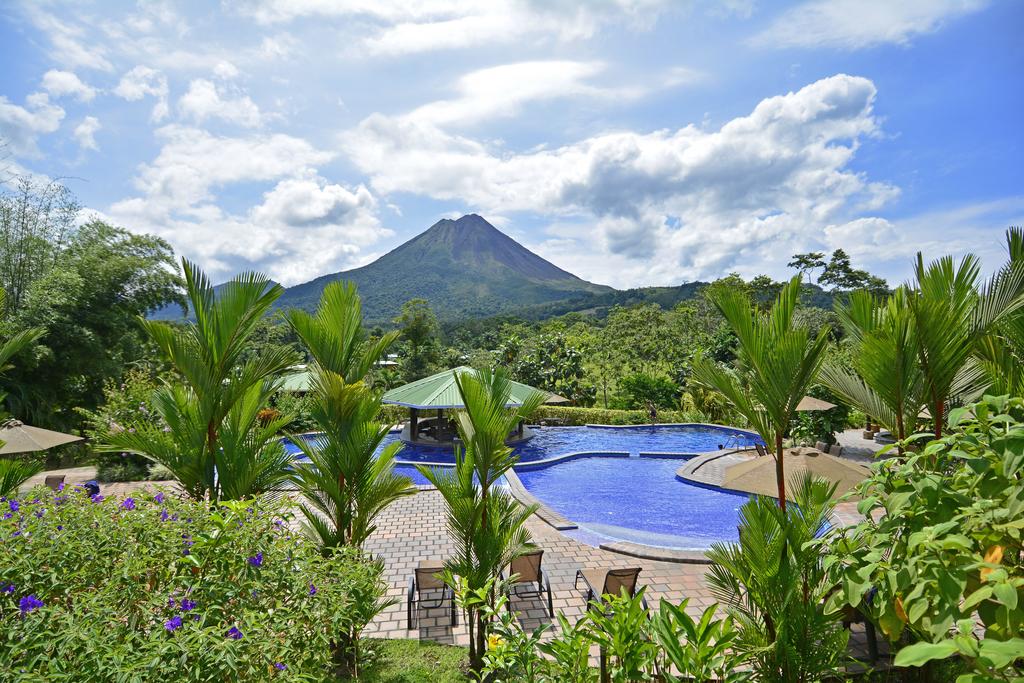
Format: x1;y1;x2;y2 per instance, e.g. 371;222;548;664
382;367;566;410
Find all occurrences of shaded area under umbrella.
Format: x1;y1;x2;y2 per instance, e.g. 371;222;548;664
0;419;83;455
722;448;869;500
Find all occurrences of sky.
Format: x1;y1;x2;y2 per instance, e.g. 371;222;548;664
1;0;1021;289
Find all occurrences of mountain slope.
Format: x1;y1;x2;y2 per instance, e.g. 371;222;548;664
275;214;612;323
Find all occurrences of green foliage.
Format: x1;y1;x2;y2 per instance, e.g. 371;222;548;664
0;488;390;680
692;275;830;504
101;260;298;502
825;395;1024;681
395;298;440;381
789;386;851;447
498;331;595;405
285;281;415;550
819;248;889;296
652;599;745;682
0;458;41;497
341;639;468;683
584;589;659;682
531;404;710;426
0;216;183;428
79;369;163;481
707;474;849;682
614;372;680;410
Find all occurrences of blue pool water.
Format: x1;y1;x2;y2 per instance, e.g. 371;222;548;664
281;424;761;548
515;456;751;550
282;424;759;464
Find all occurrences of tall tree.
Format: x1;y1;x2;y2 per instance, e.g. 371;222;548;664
103;260;297;501
0;286;45;496
692;276;830;508
787;252;826;283
395;298;439;381
285;281;415;549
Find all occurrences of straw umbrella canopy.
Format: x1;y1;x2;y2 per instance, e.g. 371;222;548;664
0;419;83;454
722;448;869;500
795;395;838;412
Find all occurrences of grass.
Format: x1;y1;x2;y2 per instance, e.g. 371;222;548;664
343;639;468;682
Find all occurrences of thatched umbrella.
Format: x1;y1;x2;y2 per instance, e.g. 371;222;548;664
0;419;82;455
722;448;869;500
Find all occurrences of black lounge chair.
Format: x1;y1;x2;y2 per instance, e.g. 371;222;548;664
406;560;457;630
755;443;770;457
574;567;645;611
502;549;553;617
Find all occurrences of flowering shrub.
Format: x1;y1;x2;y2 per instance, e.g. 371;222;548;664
0;486;390;680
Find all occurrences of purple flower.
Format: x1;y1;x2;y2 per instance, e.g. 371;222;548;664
121;498;135;511
56;525;63;531
91;494;104;504
226;626;243;640
1;584;14;594
165;616;182;632
308;584;317;597
168;597;175;608
247;552;263;568
180;598;196;612
19;595;43;614
8;500;18;512
154;492;165;504
2;513;11;520
274;663;287;671
33;509;44;518
160;509;169;522
56;482;65;492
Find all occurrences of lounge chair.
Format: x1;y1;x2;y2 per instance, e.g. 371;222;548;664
501;549;553;617
814;441;829;453
574;567;644;611
44;474;65;491
406;560;456;630
828;444;844;456
754;443;769;457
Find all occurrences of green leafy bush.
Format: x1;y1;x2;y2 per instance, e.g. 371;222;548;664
78;369;164;482
530;405;715;427
0;486;389;680
826;395;1024;681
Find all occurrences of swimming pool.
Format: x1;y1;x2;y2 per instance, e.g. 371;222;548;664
281;424;760;464
281;424;762;549
515;455;750;550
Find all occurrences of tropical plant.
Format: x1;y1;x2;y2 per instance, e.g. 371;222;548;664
0;487;390;680
0;457;41;497
101;260;298;502
976;227;1024;397
584;589;659;682
825;395;1024;682
706;474;849;682
691;276;830;506
537;613;596;682
284;281;415;550
821;287;925;449
651;599;745;682
418;368;544;675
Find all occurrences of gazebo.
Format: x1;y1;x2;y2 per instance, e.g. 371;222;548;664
382;367;567;446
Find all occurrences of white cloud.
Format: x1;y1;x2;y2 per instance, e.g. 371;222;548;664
113;66;169;122
105;127;385;283
213;61;240;79
342;74;901;287
407;61;630;127
0;93;65;156
179;79;263;127
237;1;670;55
752;0;988;50
40;70;96;102
23;8;113;71
73;116;101;150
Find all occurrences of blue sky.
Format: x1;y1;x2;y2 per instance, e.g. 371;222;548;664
1;0;1021;288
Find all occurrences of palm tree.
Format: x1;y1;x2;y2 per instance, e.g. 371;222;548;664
285;281;415;549
975;227;1024;397
820;288;924;451
692;276;830;509
706;474;848;682
417;368;543;674
103;260;298;501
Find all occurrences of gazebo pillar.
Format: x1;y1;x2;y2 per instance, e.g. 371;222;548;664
517;420;524;438
410;408;419;440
